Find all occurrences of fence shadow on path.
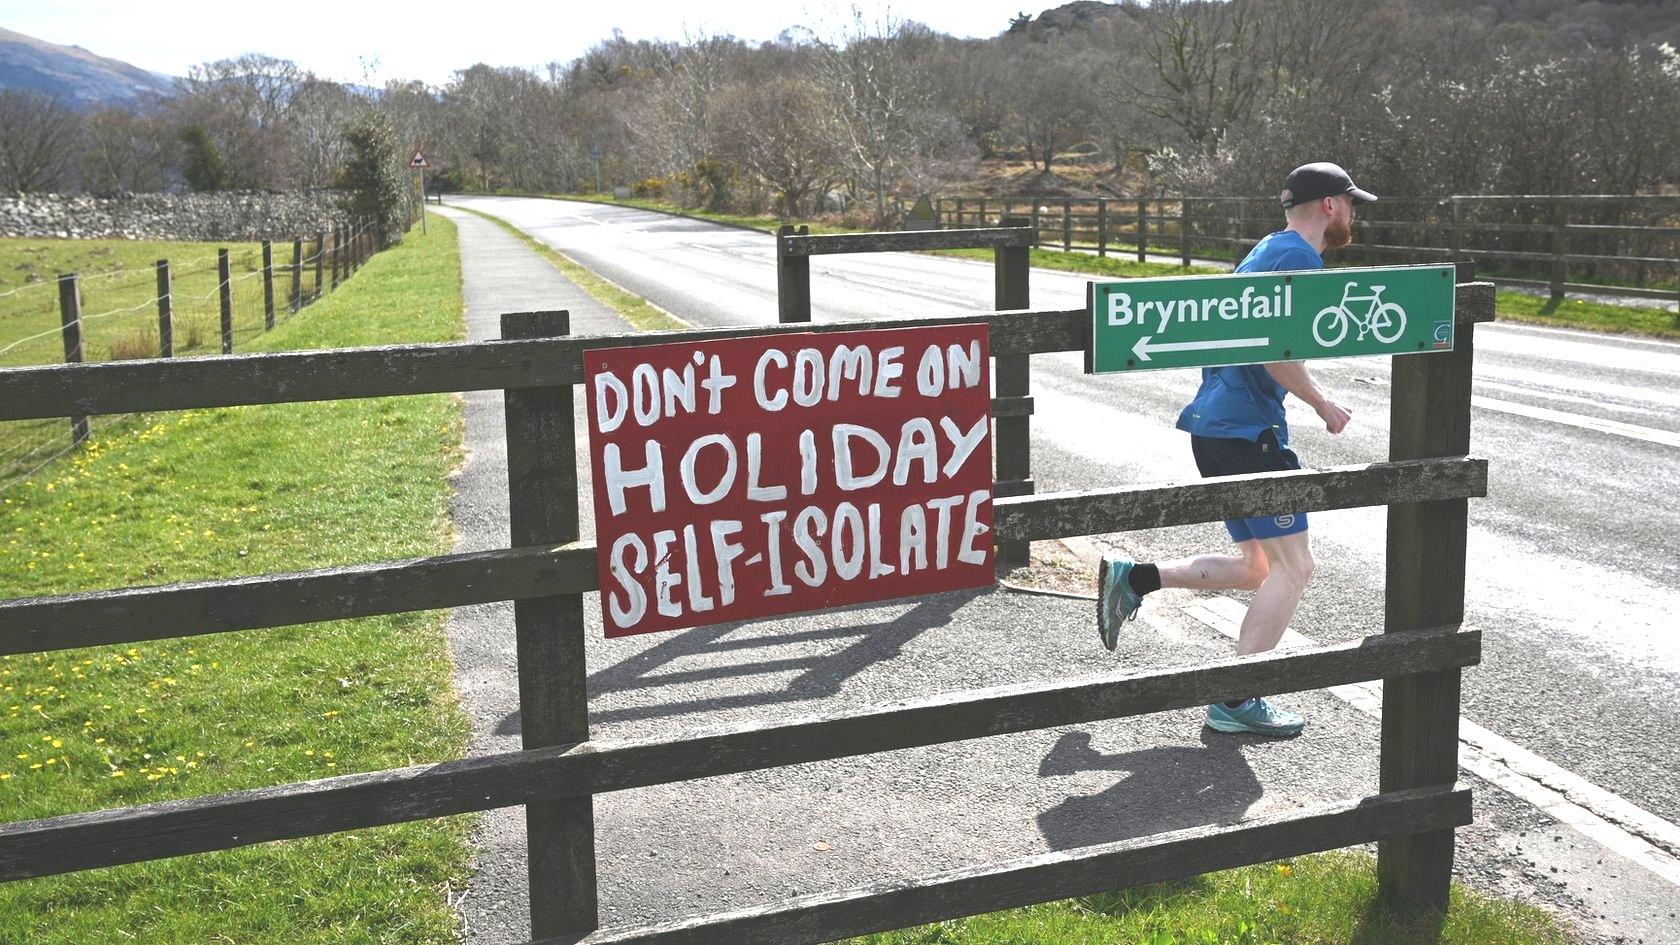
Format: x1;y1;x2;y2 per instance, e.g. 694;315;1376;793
494;588;977;734
1036;729;1264;853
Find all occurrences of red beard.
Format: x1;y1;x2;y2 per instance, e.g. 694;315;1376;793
1324;214;1354;250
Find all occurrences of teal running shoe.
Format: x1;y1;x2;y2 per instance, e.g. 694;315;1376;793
1097;554;1143;651
1205;698;1305;737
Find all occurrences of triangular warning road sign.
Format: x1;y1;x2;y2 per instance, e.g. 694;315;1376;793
410;150;429;169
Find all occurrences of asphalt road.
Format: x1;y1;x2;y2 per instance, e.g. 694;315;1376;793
447;195;1680;942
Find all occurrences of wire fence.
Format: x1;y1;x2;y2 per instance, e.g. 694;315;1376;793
0;217;386;492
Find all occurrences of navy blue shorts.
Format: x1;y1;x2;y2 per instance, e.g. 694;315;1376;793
1190;430;1308;542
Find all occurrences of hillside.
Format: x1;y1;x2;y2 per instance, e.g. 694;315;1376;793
0;26;175;108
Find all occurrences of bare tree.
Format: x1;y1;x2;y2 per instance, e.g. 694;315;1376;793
714;77;840;215
810;14;942;223
79;105;172;194
1002;38;1099;170
174;54;309;188
290;79;360;189
1136;0;1263;153
0;90;80;193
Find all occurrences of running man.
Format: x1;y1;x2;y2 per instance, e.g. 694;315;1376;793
1097;162;1374;738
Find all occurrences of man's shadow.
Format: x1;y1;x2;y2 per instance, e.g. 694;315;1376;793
1036;729;1265;853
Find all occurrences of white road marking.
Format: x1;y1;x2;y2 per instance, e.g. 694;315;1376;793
1173;592;1680;888
1471;395;1680;448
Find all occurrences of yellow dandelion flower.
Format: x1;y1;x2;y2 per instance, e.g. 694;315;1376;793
0;773;11;780
304;750;315;756
29;763;41;769
50;739;61;748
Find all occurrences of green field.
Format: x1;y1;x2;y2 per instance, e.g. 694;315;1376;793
0;218;472;944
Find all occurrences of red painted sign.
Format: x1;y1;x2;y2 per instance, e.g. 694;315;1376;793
585;324;995;637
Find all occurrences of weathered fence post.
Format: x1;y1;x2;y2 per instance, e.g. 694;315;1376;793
56;273;90;447
155;259;173;358
777;224;812;324
261;240;275;331
1234;200;1247;257
1549;201;1568;304
289;238;303;313
1062;199;1073;251
994;215;1033;569
330;226;341;291
1179;199;1191;267
217;249;233;354
1096;199;1108;257
1377;265;1476;915
1137;198;1149;263
934;196;943;228
313;230;325;300
501;309;599;940
1447;198;1463;259
955;197;964;227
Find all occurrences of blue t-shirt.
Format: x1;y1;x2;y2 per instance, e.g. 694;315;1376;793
1175;231;1323;445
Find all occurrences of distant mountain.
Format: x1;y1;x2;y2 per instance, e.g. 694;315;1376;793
0;27;176;109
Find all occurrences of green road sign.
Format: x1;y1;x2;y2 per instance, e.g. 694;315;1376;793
1087;264;1457;374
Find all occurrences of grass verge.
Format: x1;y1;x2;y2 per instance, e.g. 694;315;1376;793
845;852;1568;945
1492;290;1680;340
0;217;472;944
451;204;687;331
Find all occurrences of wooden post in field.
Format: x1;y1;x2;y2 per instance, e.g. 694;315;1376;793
155;259;173;358
1096;199;1108;257
501;309;599;940
776;224;811;324
289;238;303;313
1447;198;1463;259
1061;199;1072;251
217;249;233;354
934;196;943;228
994;215;1033;569
56;273;89;446
1137;198;1149;263
330;225;341;291
955;197;964;227
313;230;325;300
1378;264;1476;915
261;240;275;331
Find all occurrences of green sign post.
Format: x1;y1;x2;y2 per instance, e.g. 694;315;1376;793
1087;264;1456;374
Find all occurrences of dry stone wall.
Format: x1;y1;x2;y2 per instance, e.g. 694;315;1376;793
0;191;349;242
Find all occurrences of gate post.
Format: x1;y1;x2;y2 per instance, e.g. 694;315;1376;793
994;215;1033;568
1377;266;1476;914
777;224;812;324
502;310;599;938
56;273;90;447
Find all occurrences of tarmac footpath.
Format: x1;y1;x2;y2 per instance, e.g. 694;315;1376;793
429;205;1658;945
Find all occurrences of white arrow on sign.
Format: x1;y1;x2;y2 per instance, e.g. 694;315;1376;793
1132;334;1269;362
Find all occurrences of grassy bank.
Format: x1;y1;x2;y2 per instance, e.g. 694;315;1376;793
0;218;472;944
847;852;1568;945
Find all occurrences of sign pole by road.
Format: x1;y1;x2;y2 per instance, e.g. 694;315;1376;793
1087;264;1457;374
410;149;430;235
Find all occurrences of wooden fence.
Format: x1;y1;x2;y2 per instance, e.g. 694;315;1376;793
0;216;387;490
0;277;1491;943
776;219;1037;566
911;194;1680;307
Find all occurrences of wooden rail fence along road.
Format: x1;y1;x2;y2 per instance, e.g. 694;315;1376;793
0;272;1494;943
912;193;1680;308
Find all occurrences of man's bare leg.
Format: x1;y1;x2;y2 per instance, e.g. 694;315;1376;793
1236;531;1316;656
1158;539;1269;592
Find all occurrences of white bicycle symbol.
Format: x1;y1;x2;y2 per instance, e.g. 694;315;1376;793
1313;281;1407;347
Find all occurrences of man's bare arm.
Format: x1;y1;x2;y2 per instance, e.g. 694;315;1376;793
1265;361;1352;434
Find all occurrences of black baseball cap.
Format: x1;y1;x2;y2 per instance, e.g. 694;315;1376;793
1280;162;1377;208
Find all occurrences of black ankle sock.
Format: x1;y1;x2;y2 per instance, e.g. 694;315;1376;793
1127;563;1162;597
1224;699;1250;709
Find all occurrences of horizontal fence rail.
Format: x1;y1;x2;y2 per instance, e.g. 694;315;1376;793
0;458;1486;656
560;786;1473;945
0;282;1496;423
780;226;1036;256
0;625;1479;881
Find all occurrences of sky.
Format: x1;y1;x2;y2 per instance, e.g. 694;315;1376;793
1;0;1041;85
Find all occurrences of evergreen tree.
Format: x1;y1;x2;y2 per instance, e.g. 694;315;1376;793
340;113;406;247
179;125;229;192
